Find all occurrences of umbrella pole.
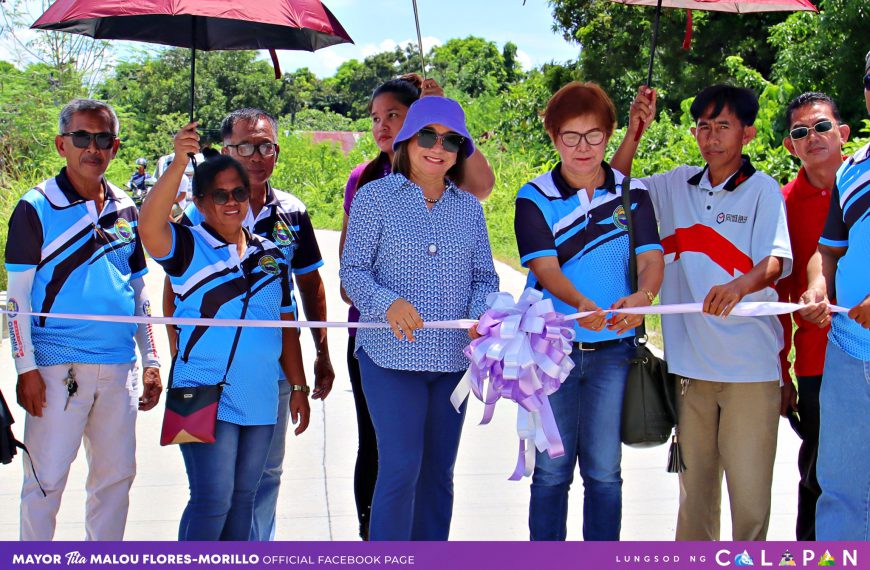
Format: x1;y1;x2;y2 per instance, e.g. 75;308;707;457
634;0;662;142
646;0;663;87
411;0;426;78
189;16;196;124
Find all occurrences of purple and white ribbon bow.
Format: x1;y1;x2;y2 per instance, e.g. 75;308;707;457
450;289;576;480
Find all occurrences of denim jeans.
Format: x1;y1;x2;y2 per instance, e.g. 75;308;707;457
357;349;467;541
250;380;291;541
529;340;633;541
816;341;870;540
179;420;275;541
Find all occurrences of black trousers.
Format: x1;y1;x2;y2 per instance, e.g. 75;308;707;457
791;374;822;541
347;336;378;538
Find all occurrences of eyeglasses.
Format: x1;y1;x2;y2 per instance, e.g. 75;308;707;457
789;120;835;140
416;128;465;153
864;73;870;91
225;142;277;157
558;129;606;147
206;187;250;205
61;131;116;150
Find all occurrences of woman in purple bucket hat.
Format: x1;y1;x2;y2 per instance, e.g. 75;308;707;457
340;96;500;541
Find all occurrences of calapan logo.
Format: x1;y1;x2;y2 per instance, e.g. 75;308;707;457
612;205;628;230
259;255;280;275
272;221;293;246
114;218;134;242
7;298;19;318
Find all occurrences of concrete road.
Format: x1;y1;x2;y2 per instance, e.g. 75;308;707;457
0;230;802;541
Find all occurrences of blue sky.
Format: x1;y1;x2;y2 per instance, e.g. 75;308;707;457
273;0;582;77
1;0;581;78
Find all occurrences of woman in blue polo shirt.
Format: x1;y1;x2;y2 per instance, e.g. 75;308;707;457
340;97;499;541
514;82;664;541
139;123;310;541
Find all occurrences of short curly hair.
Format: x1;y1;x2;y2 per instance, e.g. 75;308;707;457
543;82;617;141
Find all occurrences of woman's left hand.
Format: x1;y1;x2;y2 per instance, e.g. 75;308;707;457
607;292;649;335
468;325;482;340
290;391;310;436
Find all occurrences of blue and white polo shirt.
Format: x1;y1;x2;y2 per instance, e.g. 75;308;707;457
819;142;870;361
514;163;662;343
181;183;323;275
5;168;148;365
154;223;295;426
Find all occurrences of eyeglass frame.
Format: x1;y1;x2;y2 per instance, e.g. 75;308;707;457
557;129;606;148
224;142;278;158
60;131;117;150
788;119;836;141
415;128;466;153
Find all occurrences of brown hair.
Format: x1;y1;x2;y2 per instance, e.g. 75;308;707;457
543;82;617;141
392;137;467;188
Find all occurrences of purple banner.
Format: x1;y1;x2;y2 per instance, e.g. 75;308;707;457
0;541;866;570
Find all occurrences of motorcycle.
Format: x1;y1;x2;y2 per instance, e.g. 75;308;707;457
126;175;156;207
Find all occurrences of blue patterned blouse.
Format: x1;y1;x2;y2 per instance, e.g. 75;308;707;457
340;173;500;372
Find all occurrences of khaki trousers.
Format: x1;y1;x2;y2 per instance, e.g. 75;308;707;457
675;378;779;541
20;362;139;541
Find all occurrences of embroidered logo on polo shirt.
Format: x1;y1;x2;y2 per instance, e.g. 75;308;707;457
272;221;293;246
716;212;748;224
258;255;280;275
612;205;628;230
114;218;134;242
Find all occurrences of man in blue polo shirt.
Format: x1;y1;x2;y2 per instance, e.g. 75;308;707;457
5;99;162;540
799;50;870;540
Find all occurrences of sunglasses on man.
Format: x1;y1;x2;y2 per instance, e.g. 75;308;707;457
416;128;466;153
203;187;251;205
61;131;116;150
789;120;835;141
864;73;870;91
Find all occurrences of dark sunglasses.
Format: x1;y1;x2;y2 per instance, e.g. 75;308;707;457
206;187;250;205
225;142;277;157
789;119;835;140
416;128;465;153
864;73;870;91
61;131;116;150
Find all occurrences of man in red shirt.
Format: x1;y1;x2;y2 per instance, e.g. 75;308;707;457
777;92;850;541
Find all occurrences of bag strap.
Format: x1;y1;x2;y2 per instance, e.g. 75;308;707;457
620;175;648;343
167;280;252;390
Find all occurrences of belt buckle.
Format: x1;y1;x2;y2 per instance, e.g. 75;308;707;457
576;342;596;352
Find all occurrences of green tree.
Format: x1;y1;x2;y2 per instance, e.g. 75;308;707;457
770;0;870;127
428;36;509;97
549;0;790;116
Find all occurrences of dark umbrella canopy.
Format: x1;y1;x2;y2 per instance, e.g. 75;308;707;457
32;0;354;121
31;0;353;51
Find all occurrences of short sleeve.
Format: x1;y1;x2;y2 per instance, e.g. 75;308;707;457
751;181;793;279
515;188;557;267
152;223;195;277
344;163;366;215
629;188;662;254
289;210;323;275
819;184;848;247
5;199;43;270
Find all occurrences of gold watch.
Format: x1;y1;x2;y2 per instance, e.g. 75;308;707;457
290;384;310;395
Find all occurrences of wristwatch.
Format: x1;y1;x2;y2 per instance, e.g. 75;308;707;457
290;384;310;395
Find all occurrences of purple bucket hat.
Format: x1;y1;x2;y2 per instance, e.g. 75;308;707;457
392;96;475;158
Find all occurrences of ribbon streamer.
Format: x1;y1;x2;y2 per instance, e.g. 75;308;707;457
449;290;575;480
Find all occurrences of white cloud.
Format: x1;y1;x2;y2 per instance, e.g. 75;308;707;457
515;49;533;71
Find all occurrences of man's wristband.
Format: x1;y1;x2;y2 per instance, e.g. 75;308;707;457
290;384;310;395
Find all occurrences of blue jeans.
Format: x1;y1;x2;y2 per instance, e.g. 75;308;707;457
816;341;870;540
250;380;290;541
529;340;633;541
357;349;467;541
178;420;274;541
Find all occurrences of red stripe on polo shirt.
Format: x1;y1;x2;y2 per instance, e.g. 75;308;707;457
662;224;753;276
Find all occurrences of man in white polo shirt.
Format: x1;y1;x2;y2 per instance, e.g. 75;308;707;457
613;85;792;541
